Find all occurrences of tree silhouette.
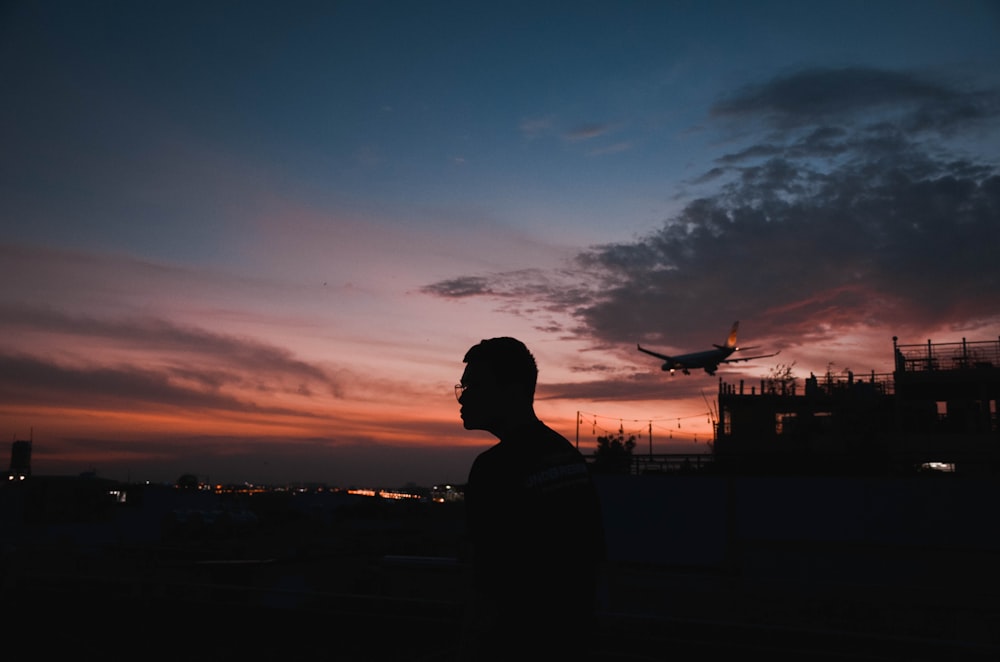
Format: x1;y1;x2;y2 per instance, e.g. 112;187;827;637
175;473;199;490
592;429;636;474
763;361;798;395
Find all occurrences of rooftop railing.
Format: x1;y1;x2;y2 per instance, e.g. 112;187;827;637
894;336;1000;373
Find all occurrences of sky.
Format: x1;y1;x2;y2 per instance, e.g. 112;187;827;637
2;0;999;488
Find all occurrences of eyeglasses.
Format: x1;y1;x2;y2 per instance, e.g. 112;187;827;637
454;383;467;401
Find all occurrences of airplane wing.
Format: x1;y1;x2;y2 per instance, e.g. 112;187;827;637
720;350;780;364
637;344;673;362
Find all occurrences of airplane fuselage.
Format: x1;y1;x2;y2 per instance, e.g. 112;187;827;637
659;347;734;375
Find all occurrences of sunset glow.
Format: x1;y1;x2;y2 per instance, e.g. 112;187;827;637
2;1;998;486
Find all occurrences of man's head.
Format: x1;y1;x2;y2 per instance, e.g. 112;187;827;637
458;337;538;434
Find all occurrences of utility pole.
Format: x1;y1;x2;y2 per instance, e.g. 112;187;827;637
576;411;580;449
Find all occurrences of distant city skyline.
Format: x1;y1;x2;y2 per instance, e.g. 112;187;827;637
2;1;999;486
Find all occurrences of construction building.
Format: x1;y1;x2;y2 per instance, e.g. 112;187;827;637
714;334;1000;475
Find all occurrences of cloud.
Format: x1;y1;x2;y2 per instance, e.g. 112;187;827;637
711;67;1000;135
421;275;493;298
540;372;697;403
565;122;611;141
590;141;633;156
424;66;1000;356
0;303;340;396
519;116;555;139
0;352;310;415
421;268;594;306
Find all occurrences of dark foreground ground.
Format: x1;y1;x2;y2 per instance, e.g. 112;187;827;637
3;481;1000;660
6;572;998;661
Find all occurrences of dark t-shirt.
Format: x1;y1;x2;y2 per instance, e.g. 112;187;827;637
461;420;606;658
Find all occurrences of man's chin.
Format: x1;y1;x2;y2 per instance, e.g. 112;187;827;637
461;417;482;431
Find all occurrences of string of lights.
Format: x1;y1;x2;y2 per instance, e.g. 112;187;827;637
574;408;716;451
576;410;711;423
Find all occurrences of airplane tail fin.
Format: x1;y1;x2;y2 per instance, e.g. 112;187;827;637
725;321;739;348
713;321;740;350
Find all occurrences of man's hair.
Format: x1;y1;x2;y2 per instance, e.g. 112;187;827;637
463;337;538;394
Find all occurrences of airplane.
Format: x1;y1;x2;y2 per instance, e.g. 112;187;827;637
637;321;779;376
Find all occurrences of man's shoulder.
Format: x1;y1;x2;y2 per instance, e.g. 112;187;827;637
538;424;588;461
528;421;577;449
524;424;595;491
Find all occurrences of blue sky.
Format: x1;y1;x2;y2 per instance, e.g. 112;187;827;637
2;1;998;486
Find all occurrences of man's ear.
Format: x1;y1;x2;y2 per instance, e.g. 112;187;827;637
498;382;532;407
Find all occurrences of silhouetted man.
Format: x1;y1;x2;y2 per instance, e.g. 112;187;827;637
455;337;606;661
